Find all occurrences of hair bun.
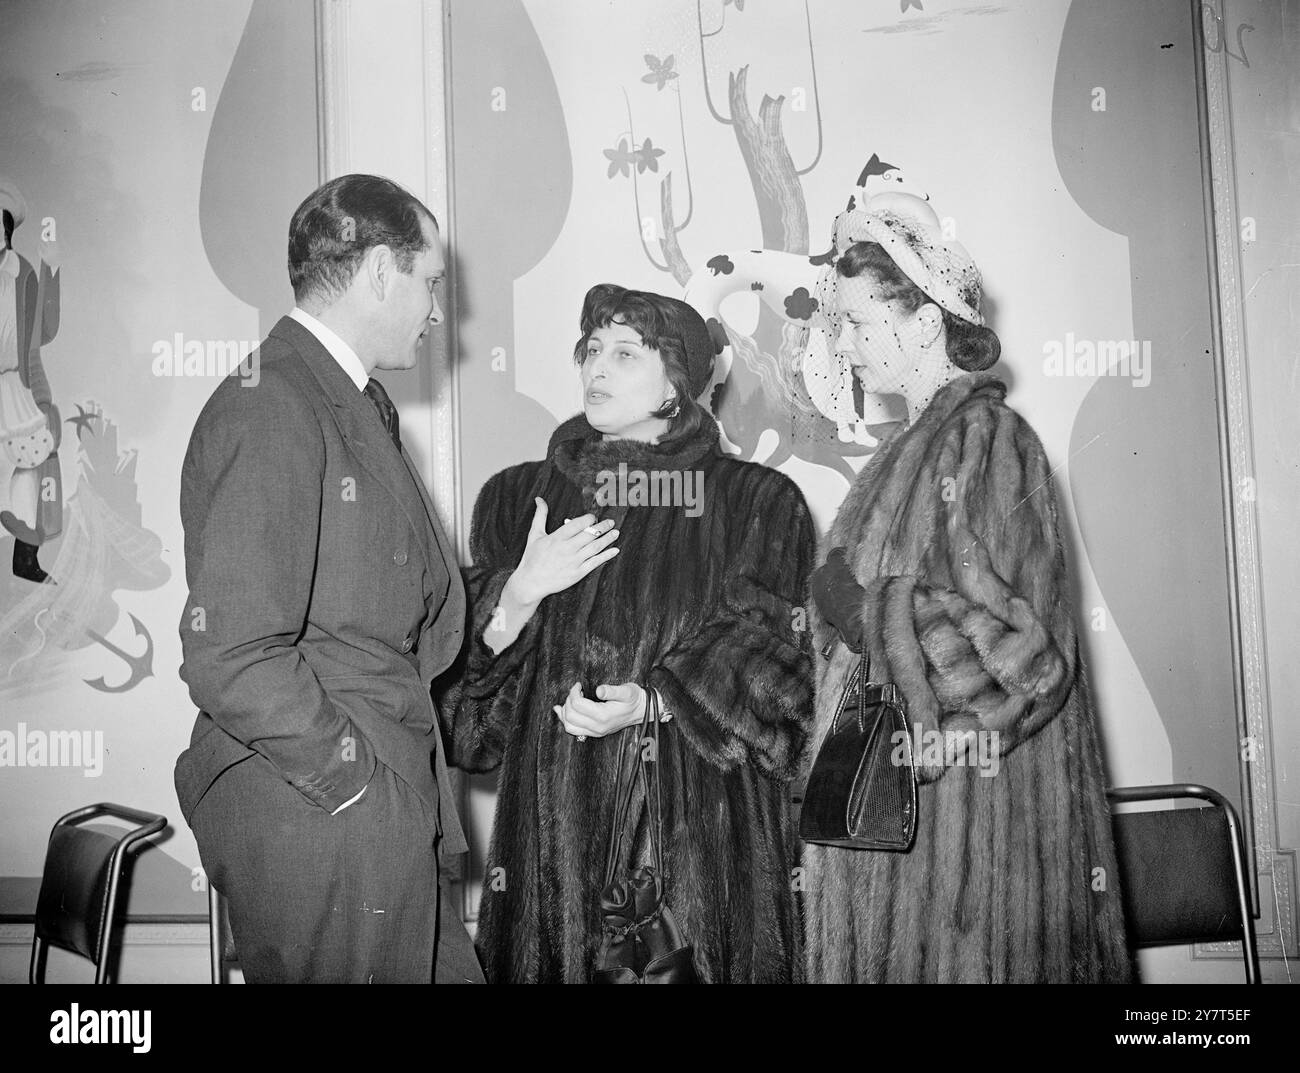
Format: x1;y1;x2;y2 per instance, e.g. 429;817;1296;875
949;320;1000;372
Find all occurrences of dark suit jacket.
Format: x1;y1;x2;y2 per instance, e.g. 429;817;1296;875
175;315;467;854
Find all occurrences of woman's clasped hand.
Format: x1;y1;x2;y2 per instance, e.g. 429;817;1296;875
553;681;648;741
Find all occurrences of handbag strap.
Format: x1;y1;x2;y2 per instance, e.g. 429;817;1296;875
602;685;663;886
641;686;665;877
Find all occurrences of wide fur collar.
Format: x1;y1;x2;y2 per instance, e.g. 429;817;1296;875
547;411;721;492
918;371;1006;429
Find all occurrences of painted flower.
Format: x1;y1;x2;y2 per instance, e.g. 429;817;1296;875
784;286;819;321
642;54;678;90
604;138;636;179
706;254;735;276
633;138;665;174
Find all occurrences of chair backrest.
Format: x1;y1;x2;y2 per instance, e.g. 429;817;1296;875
30;804;167;984
1107;783;1259;983
34;826;124;963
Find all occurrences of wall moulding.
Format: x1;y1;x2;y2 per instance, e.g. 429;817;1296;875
1194;0;1295;961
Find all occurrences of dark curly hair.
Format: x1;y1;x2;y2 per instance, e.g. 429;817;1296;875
836;241;1000;372
573;284;706;446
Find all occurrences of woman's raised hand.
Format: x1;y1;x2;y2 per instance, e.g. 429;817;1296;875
505;498;619;607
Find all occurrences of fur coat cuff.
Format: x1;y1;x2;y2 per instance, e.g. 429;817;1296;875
464;566;545;694
647;580;812;781
857;554;1070;784
647;471;815;782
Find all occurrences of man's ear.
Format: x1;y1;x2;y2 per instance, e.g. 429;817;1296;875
362;244;395;299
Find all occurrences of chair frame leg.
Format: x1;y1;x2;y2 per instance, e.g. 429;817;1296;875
208;884;225;985
30;937;47;985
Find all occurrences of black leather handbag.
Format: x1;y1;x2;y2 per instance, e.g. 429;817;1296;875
593;688;698;984
799;651;918;851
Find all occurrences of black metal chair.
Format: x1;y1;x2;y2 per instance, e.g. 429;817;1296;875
1107;783;1260;983
208;884;238;984
30;803;168;984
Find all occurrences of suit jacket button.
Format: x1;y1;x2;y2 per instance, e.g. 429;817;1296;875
393;551;409;566
401;636;414;653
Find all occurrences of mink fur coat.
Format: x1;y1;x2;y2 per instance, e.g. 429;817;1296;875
802;373;1132;983
440;412;815;983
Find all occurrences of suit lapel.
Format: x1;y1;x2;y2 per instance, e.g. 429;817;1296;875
269;317;440;585
398;445;453;603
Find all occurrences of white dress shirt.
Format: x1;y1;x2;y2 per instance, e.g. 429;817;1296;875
288;306;370;815
289;306;369;391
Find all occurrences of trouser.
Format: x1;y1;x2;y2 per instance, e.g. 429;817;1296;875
192;750;482;983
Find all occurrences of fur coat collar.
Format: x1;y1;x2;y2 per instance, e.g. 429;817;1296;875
547;412;721;502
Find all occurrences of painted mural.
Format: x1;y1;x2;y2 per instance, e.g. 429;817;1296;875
0;0;318;945
0;178;169;698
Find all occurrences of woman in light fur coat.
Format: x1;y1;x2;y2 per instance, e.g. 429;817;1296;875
801;198;1132;983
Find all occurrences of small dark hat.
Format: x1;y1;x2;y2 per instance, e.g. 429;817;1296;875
579;284;717;399
656;294;716;399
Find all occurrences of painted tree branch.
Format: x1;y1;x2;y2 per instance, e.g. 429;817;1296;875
623;90;672;275
659;174;692;287
697;0;733;126
673;87;695;231
728;66;808;254
795;0;824;176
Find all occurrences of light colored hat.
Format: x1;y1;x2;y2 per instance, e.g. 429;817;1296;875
833;194;984;326
0;176;27;228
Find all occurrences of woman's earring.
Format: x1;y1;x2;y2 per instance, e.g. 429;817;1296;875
666;398;681;419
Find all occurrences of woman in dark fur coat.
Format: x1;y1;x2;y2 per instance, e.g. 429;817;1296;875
801;198;1131;982
443;284;815;983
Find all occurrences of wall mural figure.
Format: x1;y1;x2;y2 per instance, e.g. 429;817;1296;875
0;176;62;584
0;403;168;695
603;4;954;479
603;0;886;480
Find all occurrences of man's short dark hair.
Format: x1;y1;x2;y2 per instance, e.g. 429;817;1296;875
287;174;436;304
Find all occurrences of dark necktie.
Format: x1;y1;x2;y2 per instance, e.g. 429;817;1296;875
363;378;402;452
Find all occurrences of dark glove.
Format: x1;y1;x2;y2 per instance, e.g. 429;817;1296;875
811;546;866;653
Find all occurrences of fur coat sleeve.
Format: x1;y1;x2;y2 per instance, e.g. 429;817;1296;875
439;465;548;772
830;386;1077;784
646;466;816;780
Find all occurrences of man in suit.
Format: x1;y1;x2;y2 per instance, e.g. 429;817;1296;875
176;173;482;983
